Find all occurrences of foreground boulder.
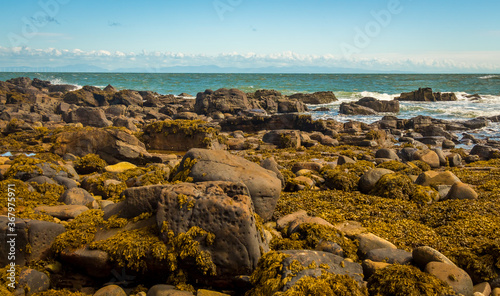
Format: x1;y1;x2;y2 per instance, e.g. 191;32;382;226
52;127;158;165
157;181;269;282
173;149;282;221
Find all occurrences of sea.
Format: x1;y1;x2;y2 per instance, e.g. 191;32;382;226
1;72;500;141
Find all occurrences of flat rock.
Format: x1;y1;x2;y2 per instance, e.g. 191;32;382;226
104;161;137;173
27;220;66;262
333;221;367;238
362;259;391;279
34;205;89;220
355;233;397;257
60;247;111;278
365;248;413;265
425;261;474;296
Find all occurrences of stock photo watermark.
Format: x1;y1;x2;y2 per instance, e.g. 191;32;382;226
6;183;17;289
341;0;409;58
8;0;70;47
213;0;244;21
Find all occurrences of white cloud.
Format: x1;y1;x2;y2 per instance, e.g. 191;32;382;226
0;46;499;72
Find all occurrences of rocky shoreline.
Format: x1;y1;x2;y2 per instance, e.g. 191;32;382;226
1;77;499;296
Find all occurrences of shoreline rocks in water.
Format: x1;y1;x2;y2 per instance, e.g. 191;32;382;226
1;77;500;296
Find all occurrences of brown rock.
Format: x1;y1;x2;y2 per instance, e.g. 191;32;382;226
415;170;461;186
362;259;391;279
412;246;457;269
414;150;441;168
34;205;89;220
94;284;127;296
355;232;397;257
444;182;478;200
425;261;473;296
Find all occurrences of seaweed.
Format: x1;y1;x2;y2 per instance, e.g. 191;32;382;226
74;153;107;175
274;272;368;296
52;209;104;253
367;264;455;296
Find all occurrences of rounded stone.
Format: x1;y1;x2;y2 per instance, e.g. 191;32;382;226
94;285;127;296
359;168;394;194
425;261;473;296
445;182;478;200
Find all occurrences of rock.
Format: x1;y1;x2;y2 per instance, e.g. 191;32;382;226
175;149;282;221
280;250;364;290
365;248;412;264
447;153;462;167
156;181;268;281
59;187;95;206
63;89;99;107
276;210;308;230
112;116;138;131
53;176;79;189
464;118;489;130
286;215;334;237
110;90;144;106
195;88;249;116
315;241;345;257
355;233;397;257
337;155;356;165
63;107;113;127
471;145;497;160
147;285;193;296
291;162;323;173
362;259;391;279
444;182;478;200
34;205;89;220
16;268;50;296
473;282;491;296
26;220;66;262
356;97;400;113
425;261;473;296
261;157;285;187
414;150;440;168
397;88;457;101
443;139;456;149
142;120;225;151
60;247;111;278
105;162;137;173
359;168;394;194
94;284;127;296
103;185;169;219
432;148;447;166
339;102;377;115
412;246;457;269
415;171;461;186
26;175;56;185
375;148;399;161
493;288;500;296
289;91;338;104
333;221;367;238
0;217;29;266
52;127;157;165
262;130;301;149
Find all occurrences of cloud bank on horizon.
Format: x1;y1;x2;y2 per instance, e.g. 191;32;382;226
0;0;499;73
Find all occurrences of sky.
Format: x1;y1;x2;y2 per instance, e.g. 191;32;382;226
0;0;499;73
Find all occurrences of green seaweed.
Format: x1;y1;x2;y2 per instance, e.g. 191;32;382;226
52;209;104;253
275;272;368;296
74;153;107;174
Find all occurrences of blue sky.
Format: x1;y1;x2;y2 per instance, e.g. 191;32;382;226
0;0;499;72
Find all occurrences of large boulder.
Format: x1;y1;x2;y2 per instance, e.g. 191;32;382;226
63;89;99;107
142;120;225;151
173;149;282;221
262;130;301;149
356;97;400;113
289;91;338;105
397;88;457;102
109;90;144;106
52;127;158;165
195;89;250;116
63;107;112;127
156;181;269;282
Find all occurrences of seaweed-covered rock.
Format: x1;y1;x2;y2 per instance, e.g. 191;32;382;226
16;268;50;295
59;187;95;206
358;168;394;194
156;181;269;283
279;250;364;290
52;127;157;165
412;246;457;269
370;173;415;201
367;264;455;296
74;153;107;174
262;130;301;149
142;120;225;151
425;261;474;296
173;149;282;221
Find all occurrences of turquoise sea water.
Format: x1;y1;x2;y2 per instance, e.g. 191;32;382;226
1;72;499;140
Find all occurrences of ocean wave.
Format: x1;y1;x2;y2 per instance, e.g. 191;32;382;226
49;77;83;89
478;75;499;79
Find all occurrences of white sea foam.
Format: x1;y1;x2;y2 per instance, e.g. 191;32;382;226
478;75;499;79
49;77;82;89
